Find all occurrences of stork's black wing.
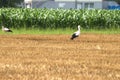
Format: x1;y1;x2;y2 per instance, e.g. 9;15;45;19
70;33;78;40
5;29;13;32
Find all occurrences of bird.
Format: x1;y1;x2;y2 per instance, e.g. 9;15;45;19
70;25;80;40
2;26;13;32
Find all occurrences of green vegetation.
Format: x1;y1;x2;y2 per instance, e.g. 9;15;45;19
0;28;74;34
0;0;24;8
0;8;120;34
0;28;120;35
0;8;120;30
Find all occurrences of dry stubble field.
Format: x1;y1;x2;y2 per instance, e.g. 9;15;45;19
0;34;120;80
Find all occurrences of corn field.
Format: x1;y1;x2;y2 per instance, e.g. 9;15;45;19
0;8;120;29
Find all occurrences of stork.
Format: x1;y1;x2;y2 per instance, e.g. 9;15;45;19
2;26;13;32
70;25;80;40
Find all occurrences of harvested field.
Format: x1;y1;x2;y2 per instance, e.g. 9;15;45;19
0;34;120;80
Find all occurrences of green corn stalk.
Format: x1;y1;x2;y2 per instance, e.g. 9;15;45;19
1;8;120;29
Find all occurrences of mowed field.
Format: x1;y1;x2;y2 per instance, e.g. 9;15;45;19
0;34;120;80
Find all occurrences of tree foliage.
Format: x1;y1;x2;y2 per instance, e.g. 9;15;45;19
115;0;120;4
106;0;120;5
0;0;24;8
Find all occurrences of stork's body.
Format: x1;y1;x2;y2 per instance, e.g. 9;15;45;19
2;26;13;32
71;25;80;40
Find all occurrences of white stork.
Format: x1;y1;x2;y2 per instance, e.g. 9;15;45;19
70;25;80;40
2;26;13;32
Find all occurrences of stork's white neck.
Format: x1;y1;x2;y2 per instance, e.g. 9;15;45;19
78;25;80;31
2;26;4;29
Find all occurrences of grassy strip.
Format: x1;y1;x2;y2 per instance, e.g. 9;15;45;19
82;28;120;34
0;28;120;35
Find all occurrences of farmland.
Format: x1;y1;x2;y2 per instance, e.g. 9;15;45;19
0;8;120;80
0;34;120;80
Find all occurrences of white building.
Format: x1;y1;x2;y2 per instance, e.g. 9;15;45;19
24;0;119;9
24;0;32;8
55;0;103;9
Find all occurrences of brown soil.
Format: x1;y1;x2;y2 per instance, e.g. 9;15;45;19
0;34;120;80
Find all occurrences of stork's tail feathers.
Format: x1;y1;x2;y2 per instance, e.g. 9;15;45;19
70;37;74;40
70;36;74;40
8;30;13;32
